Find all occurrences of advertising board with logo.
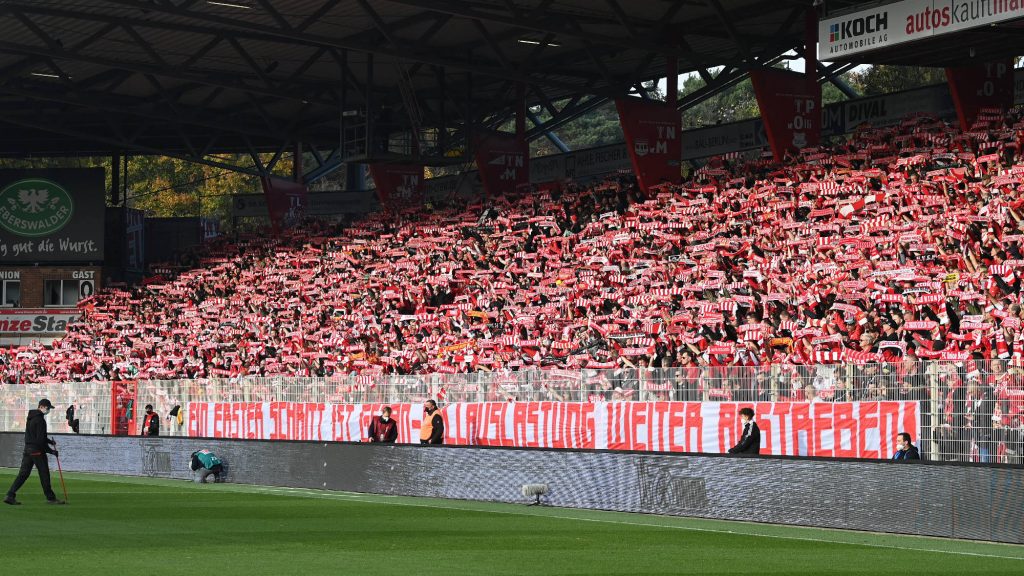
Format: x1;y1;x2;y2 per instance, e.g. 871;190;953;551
820;0;1024;60
0;168;105;263
0;308;81;346
821;83;958;136
682;118;768;160
529;143;633;184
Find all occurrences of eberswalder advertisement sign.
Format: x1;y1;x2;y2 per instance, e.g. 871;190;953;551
0;168;105;263
820;0;1024;60
189;400;919;459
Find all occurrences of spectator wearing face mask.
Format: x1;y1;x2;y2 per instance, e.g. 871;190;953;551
891;432;921;461
419;400;445;445
367;406;398;443
141;404;160;437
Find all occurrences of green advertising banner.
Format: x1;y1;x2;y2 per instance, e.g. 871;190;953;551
0;168;105;263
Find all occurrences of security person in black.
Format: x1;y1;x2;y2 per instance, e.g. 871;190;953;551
4;399;65;505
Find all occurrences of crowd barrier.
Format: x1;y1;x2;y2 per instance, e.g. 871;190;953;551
1;360;1020;463
2;433;1021;544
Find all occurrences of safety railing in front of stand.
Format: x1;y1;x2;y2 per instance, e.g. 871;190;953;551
1;361;1021;464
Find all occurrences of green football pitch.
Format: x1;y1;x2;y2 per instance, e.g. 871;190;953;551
2;468;1023;575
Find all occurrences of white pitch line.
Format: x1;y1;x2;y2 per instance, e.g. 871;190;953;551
76;491;211;495
229;485;1024;562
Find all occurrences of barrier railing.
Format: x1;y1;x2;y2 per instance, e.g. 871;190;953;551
1;360;1020;464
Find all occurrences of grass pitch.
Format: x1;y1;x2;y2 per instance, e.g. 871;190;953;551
1;468;1022;575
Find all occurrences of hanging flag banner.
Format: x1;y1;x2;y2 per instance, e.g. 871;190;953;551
473;130;529;197
615;98;681;192
259;176;307;233
188;400;919;459
368;163;425;209
945;59;1015;129
750;68;821;159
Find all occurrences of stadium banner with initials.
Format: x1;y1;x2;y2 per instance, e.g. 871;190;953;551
473;130;529;197
259;176;307;233
368;163;425;209
615;98;681;192
945;59;1016;129
750;68;821;159
187;400;919;459
819;0;1024;60
0;168;105;263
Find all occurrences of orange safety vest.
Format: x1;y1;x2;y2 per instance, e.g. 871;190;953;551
420;411;435;441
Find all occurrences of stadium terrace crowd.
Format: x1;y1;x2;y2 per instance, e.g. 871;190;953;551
2;107;1024;423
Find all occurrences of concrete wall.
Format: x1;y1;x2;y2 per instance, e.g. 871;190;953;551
3;433;1022;544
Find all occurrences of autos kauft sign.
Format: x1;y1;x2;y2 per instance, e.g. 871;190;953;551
820;0;1024;60
0;168;105;263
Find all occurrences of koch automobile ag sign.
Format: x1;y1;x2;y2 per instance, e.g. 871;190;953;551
825;11;890;55
0;178;74;237
820;0;1024;60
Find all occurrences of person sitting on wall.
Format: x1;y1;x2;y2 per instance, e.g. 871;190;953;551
141;404;160;437
727;407;760;455
891;432;921;461
189;449;226;483
419;400;445;445
367;406;398;443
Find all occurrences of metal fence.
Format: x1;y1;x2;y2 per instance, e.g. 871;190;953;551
2;360;1021;464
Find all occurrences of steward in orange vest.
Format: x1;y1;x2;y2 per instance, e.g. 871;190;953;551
419;400;444;444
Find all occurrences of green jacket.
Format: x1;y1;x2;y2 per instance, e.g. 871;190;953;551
193;450;222;469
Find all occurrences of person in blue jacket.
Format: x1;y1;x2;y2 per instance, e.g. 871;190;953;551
892;432;921;461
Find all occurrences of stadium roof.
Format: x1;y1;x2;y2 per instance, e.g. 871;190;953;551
0;0;822;177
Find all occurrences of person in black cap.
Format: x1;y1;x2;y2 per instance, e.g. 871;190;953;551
4;399;65;505
141;404;160;437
